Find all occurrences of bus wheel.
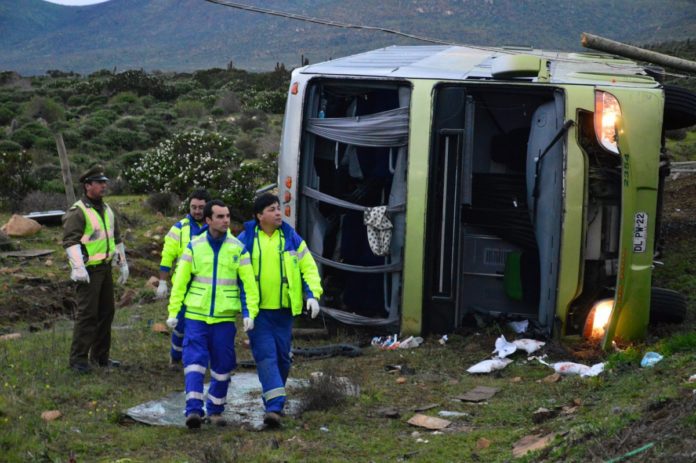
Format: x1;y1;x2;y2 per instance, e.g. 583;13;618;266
650;287;687;324
663;85;696;130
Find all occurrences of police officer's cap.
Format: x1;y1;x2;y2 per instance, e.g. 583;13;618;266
79;165;109;183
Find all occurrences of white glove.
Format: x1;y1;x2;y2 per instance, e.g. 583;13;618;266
70;267;90;284
306;298;320;319
243;317;254;332
166;318;178;329
66;244;90;284
115;243;129;285
155;280;169;299
117;264;129;285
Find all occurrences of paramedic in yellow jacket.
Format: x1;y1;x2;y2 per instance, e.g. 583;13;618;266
156;189;210;369
166;199;259;429
238;193;323;428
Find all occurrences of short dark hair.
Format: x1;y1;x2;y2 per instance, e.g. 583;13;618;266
204;199;227;219
253;193;280;221
190;189;211;202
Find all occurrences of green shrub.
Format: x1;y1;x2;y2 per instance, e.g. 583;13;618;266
96;127;147;151
214;90;241;115
106;70;176;100
0;149;34;207
22;96;64;125
235;134;257;159
0;106;15;125
0;140;22;153
115;116;142;131
142;119;169;144
211;107;224;117
174;99;206;119
20;190;68;212
66;94;87;106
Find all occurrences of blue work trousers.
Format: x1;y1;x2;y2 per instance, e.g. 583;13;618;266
182;319;237;417
170;307;186;362
248;308;293;413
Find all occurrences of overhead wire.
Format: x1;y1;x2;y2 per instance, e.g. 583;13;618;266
201;0;694;75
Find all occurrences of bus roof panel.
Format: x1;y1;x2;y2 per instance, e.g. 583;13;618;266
300;45;656;86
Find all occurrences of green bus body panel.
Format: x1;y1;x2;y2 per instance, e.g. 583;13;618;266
401;80;434;335
554;86;594;335
602;88;663;348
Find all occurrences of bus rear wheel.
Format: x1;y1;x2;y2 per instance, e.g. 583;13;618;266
650;287;687;324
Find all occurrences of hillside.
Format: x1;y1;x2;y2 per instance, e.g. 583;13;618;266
2;0;696;75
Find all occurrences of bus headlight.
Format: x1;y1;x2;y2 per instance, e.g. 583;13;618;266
594;91;622;155
583;298;613;340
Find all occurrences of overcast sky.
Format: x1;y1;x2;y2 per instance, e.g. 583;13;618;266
43;0;111;5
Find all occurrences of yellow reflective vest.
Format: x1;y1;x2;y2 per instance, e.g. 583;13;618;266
168;230;259;324
159;215;205;275
238;221;323;320
74;200;116;266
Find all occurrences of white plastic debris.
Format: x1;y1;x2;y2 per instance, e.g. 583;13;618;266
399;336;424;349
438;335;449;345
688;374;696;383
640;352;663;368
492;335;517;358
508;320;529;333
467;358;513;374
512;339;545;355
437;410;469;418
539;359;605;377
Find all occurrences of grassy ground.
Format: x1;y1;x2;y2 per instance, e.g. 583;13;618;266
0;190;695;462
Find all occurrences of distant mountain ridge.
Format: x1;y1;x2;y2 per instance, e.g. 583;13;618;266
2;0;696;75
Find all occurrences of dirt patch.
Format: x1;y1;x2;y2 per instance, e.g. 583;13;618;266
0;275;76;328
661;174;696;241
589;391;696;462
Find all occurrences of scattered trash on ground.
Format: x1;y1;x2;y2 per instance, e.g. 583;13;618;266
151;322;168;334
493;335;546;358
688;374;696;383
467;358;513;374
437;410;469;418
413;403;440;412
371;334;424;350
376;407;400;419
512;432;557;458
385;364;416;375
319;426;329;432
455;385;499;402
407;414;451;430
640;352;664;368
396;377;407;384
438;335;448;345
508;319;529;334
536;358;605;377
126;372;306;429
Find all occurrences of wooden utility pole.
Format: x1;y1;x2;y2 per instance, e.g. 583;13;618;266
37;118;76;205
54;132;76;205
581;32;696;73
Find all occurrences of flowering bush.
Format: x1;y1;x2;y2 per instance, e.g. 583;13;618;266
123;130;238;198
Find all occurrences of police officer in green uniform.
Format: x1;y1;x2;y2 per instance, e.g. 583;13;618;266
62;165;129;373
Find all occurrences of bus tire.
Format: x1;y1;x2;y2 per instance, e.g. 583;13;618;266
663;85;696;130
650;287;687;324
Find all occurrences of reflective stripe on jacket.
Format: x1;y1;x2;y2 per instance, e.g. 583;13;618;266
168;230;259;324
238;220;323;319
74;200;116;266
159;215;206;273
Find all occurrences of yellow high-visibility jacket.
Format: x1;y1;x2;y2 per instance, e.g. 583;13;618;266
168;231;259;324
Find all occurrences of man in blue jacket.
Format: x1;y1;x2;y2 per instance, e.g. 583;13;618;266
238;193;323;427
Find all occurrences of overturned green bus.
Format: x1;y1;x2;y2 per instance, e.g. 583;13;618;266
276;45;694;347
